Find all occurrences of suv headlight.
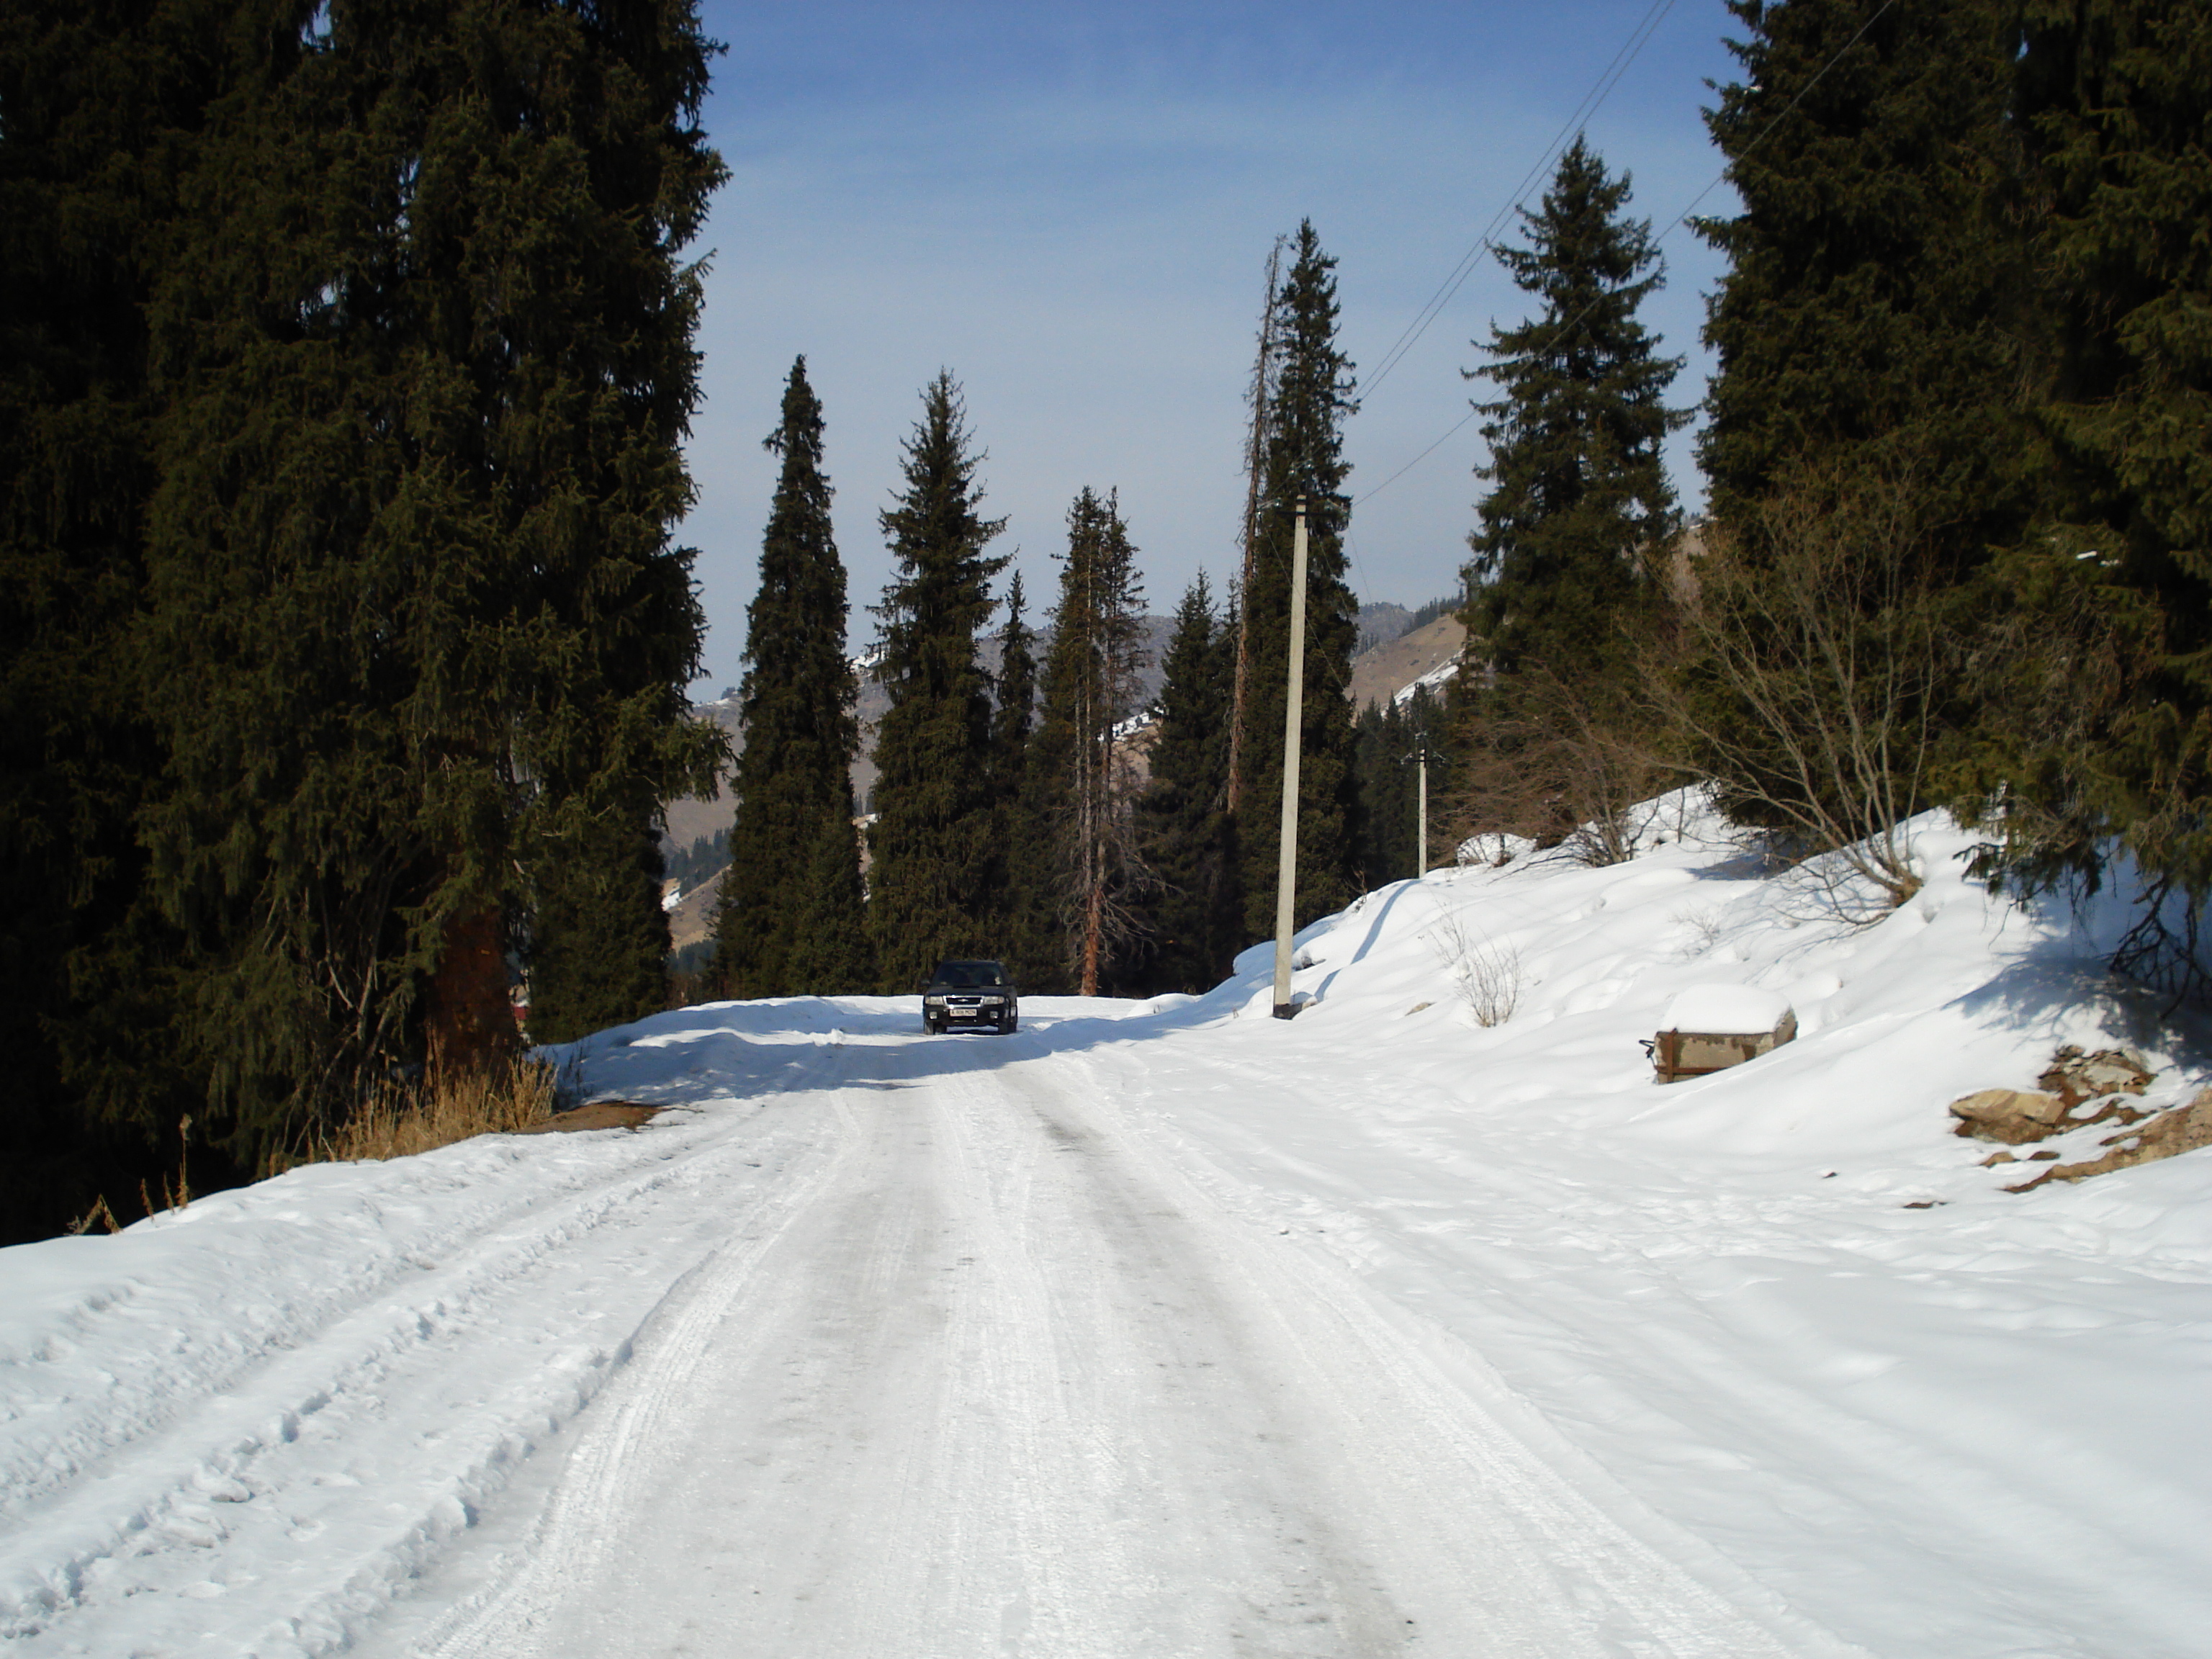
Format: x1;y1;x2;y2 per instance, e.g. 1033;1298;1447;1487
925;995;947;1006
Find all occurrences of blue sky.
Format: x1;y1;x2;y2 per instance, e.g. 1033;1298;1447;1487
680;0;1745;696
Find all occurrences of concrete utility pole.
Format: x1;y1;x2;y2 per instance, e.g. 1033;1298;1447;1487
1271;497;1309;1020
1405;732;1435;880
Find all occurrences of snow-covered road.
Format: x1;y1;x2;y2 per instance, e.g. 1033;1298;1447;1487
391;1018;1797;1659
12;805;2212;1658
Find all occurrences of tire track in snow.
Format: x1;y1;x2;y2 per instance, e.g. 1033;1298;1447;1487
408;1024;1832;1657
2;1044;851;1655
1001;1048;1815;1658
413;1081;867;1659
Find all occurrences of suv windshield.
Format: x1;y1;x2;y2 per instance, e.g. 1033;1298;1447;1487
932;960;1005;989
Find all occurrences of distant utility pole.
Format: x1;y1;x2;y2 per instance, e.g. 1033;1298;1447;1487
1271;496;1309;1020
1401;731;1440;880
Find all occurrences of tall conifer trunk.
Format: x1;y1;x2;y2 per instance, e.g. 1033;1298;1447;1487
1030;488;1149;994
425;907;516;1077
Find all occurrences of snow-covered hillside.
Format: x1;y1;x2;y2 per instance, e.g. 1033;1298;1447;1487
5;796;2210;1657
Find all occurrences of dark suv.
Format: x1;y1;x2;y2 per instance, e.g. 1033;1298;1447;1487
922;959;1019;1034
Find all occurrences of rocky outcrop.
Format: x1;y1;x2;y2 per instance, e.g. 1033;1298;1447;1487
1950;1048;2154;1144
2002;1089;2212;1192
1948;1046;2212;1190
2036;1046;2153;1109
1948;1088;2074;1144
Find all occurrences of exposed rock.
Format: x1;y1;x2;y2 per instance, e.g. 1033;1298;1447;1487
2005;1088;2212;1192
665;866;724;951
1948;1087;2070;1143
2055;1097;2152;1131
2036;1046;2152;1109
1951;1046;2159;1145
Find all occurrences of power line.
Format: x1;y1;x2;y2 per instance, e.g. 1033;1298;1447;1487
1341;0;1679;596
1364;0;1679;399
1356;408;1481;510
1355;0;1902;511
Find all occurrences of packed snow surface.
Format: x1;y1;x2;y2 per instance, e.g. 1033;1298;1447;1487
6;795;2212;1657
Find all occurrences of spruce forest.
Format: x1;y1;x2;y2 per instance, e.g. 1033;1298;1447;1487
4;0;724;1240
6;0;2210;1243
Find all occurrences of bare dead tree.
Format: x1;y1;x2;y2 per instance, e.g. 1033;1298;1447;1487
1227;235;1286;814
1039;490;1156;994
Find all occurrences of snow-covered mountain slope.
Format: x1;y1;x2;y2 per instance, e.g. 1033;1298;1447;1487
4;797;2210;1657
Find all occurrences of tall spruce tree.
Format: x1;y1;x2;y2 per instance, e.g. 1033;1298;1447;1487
1958;4;2212;992
867;373;1010;989
1028;488;1150;994
1464;138;1686;681
133;0;723;1162
714;358;869;998
0;0;220;1238
1233;221;1362;938
1133;575;1241;994
1697;0;2032;574
993;572;1060;987
1688;4;2042;863
992;571;1038;802
1455;138;1685;850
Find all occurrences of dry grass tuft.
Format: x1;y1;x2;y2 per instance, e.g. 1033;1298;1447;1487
316;1060;558;1166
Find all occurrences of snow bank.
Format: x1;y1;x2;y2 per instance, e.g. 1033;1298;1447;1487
1076;794;2212;1657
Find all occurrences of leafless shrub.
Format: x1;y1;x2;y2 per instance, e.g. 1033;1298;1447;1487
1652;456;1948;922
1671;906;1724;955
1426;908;1523;1026
1457;831;1526;869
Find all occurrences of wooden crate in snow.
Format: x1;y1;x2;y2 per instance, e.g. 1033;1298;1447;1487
1652;985;1797;1084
